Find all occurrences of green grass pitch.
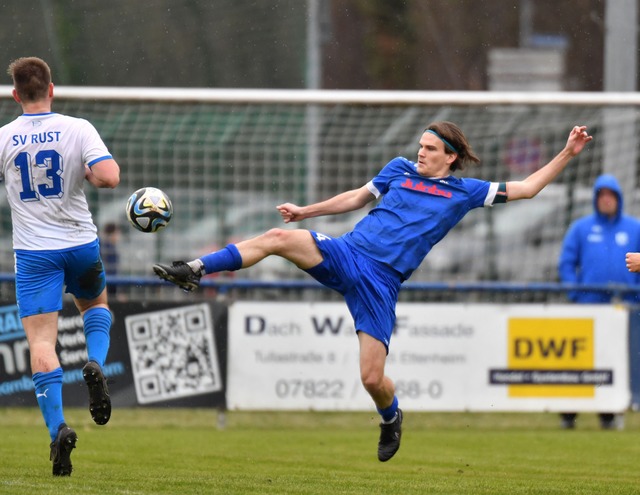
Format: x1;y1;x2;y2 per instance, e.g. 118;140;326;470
1;408;639;494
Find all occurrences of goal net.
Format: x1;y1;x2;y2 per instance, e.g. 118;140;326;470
0;88;638;290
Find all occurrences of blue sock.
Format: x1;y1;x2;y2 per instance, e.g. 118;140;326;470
377;396;399;422
84;307;112;367
200;244;243;274
33;368;65;442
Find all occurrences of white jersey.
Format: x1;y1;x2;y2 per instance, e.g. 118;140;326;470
0;112;112;250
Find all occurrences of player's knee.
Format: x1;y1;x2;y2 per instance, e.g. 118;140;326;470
263;228;292;249
360;368;384;393
28;342;58;372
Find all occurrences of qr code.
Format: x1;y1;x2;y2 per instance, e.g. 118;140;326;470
125;303;222;404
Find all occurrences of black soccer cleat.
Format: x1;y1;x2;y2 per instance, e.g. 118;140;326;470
153;261;201;292
377;409;403;462
83;361;111;425
50;424;77;476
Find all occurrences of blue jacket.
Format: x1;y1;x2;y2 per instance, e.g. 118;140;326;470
558;174;640;303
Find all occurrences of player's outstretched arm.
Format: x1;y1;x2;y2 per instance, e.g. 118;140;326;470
506;126;592;201
277;185;375;223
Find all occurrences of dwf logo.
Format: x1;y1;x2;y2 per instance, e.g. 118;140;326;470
497;318;606;398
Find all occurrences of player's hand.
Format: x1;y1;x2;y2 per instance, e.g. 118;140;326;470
277;203;304;223
566;125;593;156
626;252;640;272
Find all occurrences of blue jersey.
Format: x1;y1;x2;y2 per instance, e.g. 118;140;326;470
343;157;500;279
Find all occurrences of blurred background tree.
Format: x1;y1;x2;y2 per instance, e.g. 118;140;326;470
0;0;611;91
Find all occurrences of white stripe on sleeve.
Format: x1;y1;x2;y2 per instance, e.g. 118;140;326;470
484;182;499;206
366;180;381;198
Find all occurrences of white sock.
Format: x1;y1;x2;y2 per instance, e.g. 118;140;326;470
381;412;398;424
187;259;204;275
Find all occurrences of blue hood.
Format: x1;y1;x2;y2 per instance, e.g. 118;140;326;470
593;174;623;220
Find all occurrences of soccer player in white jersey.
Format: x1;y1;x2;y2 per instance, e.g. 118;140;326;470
0;57;120;476
154;121;592;462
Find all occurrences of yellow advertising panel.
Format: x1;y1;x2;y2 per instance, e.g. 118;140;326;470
508;318;594;397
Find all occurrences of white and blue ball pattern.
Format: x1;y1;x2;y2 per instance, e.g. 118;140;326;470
125;187;173;233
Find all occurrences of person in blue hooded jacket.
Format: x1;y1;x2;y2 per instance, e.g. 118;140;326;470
559;174;640;303
557;173;640;429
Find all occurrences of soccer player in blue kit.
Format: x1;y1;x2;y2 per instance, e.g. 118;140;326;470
154;122;592;461
0;57;120;475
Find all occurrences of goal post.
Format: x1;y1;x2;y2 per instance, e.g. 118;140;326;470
0;87;638;289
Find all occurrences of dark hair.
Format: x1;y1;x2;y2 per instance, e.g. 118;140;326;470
424;121;480;172
7;57;51;103
103;222;119;235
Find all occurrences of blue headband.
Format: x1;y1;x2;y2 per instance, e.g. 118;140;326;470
425;129;459;154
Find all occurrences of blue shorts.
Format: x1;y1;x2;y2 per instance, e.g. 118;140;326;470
305;231;402;350
15;239;106;318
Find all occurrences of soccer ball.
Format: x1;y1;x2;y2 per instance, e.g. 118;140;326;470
125;187;173;233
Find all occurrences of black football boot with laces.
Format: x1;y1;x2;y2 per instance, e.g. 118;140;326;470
50;423;77;476
153;261;201;292
83;360;111;425
377;409;403;462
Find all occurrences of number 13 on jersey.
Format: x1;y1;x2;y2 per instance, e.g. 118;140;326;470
14;149;63;201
